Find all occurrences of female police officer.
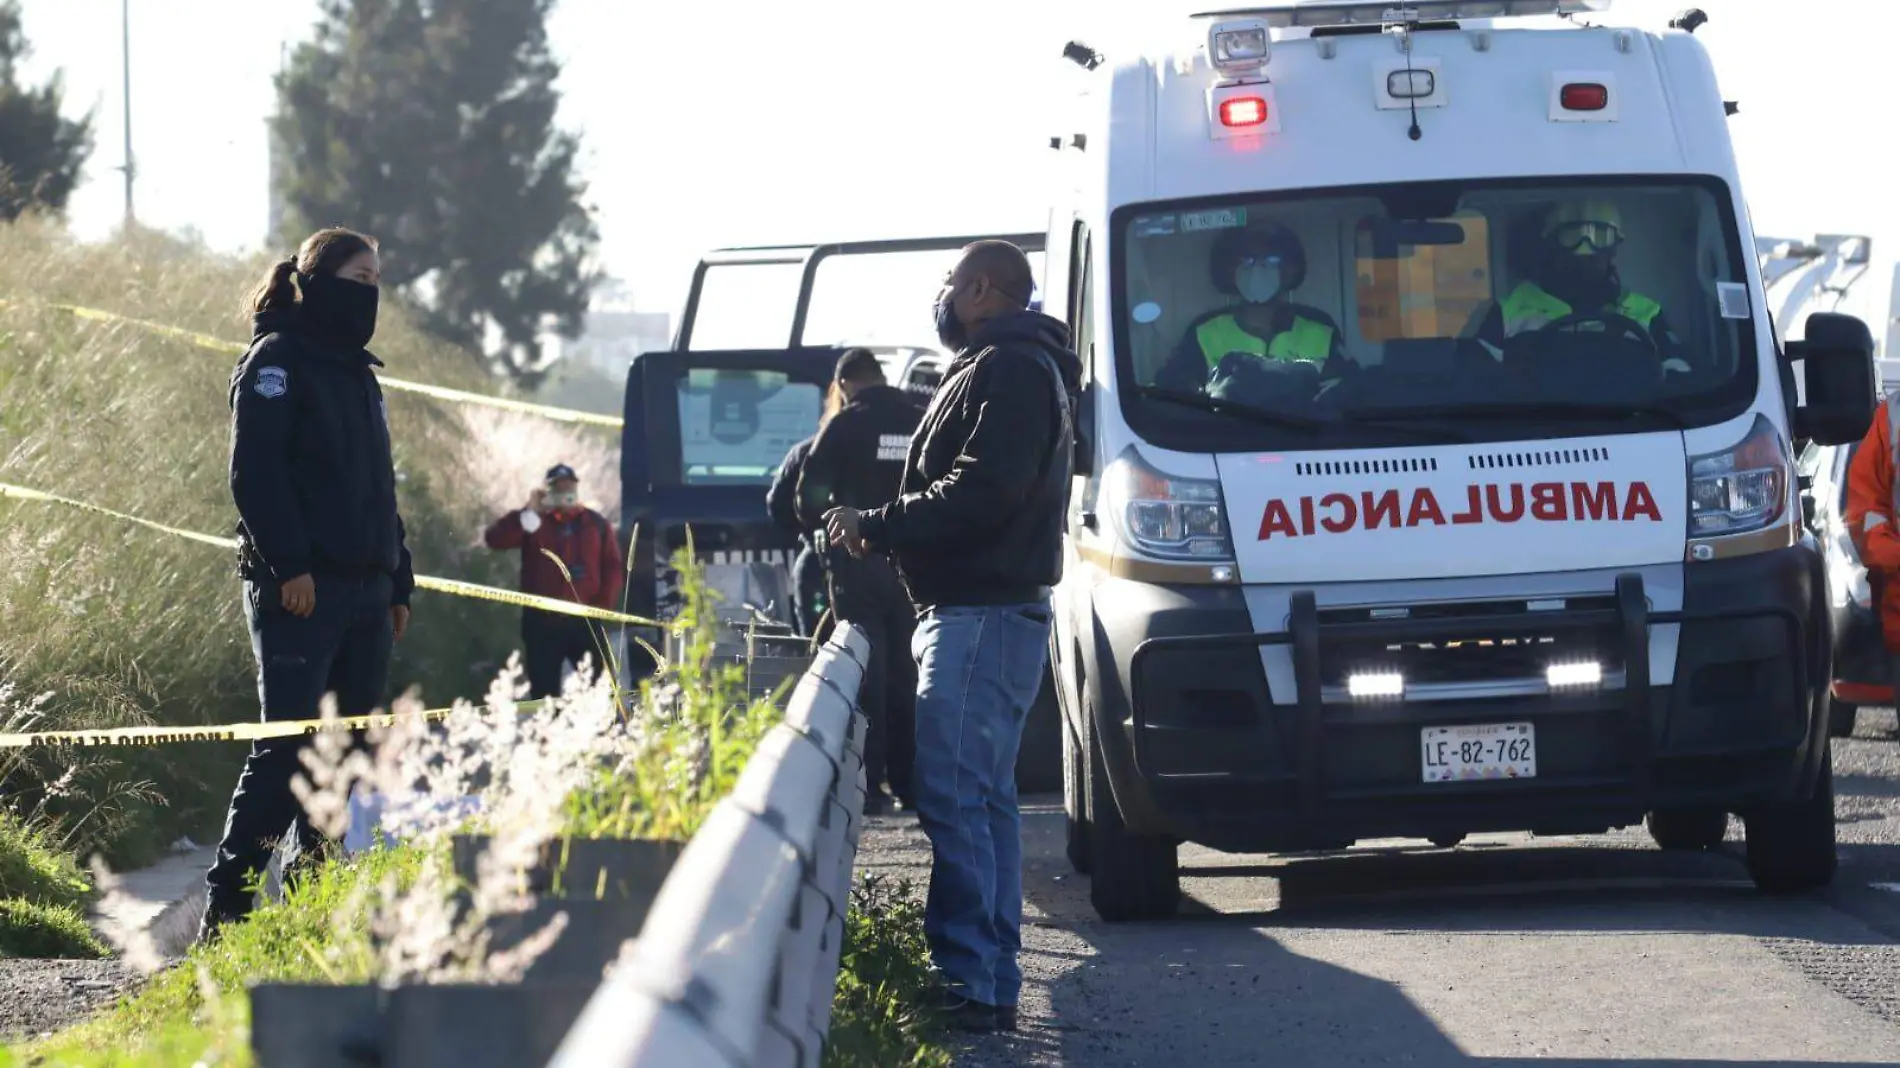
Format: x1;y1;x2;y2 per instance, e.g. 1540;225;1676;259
199;226;415;941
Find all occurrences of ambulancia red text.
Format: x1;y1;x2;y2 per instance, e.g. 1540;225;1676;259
1257;481;1664;540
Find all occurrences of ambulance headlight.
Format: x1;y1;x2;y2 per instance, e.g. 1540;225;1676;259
1208;19;1271;77
1105;448;1234;562
1687;413;1788;538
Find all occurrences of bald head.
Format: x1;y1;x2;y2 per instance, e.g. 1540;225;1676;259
958;240;1035;308
936;240;1035;350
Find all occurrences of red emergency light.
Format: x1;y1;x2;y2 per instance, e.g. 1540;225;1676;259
1219;96;1269;128
1560;82;1609;111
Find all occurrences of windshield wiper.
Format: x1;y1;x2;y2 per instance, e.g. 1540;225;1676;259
1134;385;1325;431
1136;386;1467;443
1344;400;1690;429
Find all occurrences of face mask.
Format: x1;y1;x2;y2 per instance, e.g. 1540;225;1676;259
1236;263;1283;304
1548;249;1618;306
544;490;579;510
300;271;380;349
934;283;969;351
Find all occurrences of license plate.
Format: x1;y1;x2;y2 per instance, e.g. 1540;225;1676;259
1420;722;1536;783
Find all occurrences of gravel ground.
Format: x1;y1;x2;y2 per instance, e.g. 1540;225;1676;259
856;708;1900;1067
0;958;142;1044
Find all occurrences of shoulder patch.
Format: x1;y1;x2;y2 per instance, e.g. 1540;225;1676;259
254;366;288;399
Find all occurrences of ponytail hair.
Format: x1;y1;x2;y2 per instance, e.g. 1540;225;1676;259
242;226;380;321
246;258;300;318
820;380;844;426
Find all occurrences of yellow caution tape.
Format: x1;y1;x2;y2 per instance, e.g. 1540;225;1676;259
0;482;660;628
38;302;625;430
0;699;551;749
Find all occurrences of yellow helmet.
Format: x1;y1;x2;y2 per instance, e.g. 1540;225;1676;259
1542;199;1625;256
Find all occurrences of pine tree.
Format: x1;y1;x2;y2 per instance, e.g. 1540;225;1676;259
0;0;94;222
273;0;601;380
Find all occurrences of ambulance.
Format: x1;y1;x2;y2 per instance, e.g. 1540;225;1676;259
1040;0;1878;921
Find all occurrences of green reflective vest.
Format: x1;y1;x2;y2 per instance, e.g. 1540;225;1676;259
1196;312;1334;369
1499;280;1662;338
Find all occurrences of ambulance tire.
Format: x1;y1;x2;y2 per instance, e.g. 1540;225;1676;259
1085;707;1180;922
1062;708;1090;874
1643;806;1728;851
1743;746;1838;895
1015;668;1063;795
1827;701;1859;739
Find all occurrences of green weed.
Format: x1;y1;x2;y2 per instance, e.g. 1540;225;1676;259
824;873;954;1068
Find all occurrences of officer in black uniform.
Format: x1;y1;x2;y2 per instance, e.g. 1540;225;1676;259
796;349;925;814
199;227;415;942
766;434;830;639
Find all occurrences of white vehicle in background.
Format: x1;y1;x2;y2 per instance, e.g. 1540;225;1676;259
1038;0;1877;921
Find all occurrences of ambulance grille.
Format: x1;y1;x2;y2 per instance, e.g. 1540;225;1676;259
1296;457;1438;477
1468;446;1611;470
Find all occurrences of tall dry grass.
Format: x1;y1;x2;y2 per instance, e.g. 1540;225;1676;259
0;219;624;866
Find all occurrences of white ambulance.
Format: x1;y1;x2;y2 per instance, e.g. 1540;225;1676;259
1040;0;1878;921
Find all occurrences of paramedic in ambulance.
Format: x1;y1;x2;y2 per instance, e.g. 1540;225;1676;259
1155;221;1354;396
796;348;925;815
483;463;625;699
1471;198;1689;372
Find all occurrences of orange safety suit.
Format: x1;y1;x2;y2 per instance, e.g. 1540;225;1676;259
1844;397;1900;651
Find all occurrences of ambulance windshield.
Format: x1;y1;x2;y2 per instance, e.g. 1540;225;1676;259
1115;178;1756;449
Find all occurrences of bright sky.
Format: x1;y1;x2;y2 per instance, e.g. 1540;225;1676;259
14;1;1898;343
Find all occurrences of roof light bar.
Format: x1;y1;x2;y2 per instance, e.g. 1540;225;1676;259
1208;18;1271;77
1191;0;1611;29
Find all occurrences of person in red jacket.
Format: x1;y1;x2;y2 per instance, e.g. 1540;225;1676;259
1845;397;1900;692
484;463;625;698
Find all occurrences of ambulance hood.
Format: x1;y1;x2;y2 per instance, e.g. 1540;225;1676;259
1215;431;1688;584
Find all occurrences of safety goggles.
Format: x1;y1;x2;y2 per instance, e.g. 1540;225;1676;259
1547;220;1624;253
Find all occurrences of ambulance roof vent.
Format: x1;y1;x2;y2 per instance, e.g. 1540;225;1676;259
1190;1;1612;29
1467;446;1611;470
1296;456;1440;477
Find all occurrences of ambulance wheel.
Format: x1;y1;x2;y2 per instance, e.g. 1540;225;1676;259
1644;807;1728;851
1743;746;1838;895
1015;669;1063;795
1062;708;1090;874
1828;700;1859;739
1084;707;1179;922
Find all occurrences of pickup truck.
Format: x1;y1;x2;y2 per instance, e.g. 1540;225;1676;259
618;232;1063;791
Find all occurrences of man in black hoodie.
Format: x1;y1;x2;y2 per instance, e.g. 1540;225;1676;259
825;241;1078;1032
797;349;925;814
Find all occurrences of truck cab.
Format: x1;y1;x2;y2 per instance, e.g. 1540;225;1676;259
619;239;1070;774
1043;0;1878;921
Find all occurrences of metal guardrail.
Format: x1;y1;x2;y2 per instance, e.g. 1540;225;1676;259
547;624;870;1068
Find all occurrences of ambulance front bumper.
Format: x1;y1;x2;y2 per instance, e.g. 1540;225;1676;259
1113;546;1827;851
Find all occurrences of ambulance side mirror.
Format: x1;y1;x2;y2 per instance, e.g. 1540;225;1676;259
1788;312;1877;446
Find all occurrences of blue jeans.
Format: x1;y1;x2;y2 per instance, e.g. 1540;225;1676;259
910;601;1052;1008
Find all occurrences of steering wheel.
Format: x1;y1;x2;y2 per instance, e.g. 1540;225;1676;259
1529;311;1660;360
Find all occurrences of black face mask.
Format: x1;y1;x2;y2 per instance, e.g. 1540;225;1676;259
1543;248;1620;310
934;290;968;352
299;271;380;350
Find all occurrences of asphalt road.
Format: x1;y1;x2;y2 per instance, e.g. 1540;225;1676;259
856;708;1900;1067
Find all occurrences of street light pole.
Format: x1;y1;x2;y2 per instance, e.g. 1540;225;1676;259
120;0;135;227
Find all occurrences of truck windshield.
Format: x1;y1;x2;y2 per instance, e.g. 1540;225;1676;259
1114;177;1757;450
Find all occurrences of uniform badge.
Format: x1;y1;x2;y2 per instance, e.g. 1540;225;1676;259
255;366;288;398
